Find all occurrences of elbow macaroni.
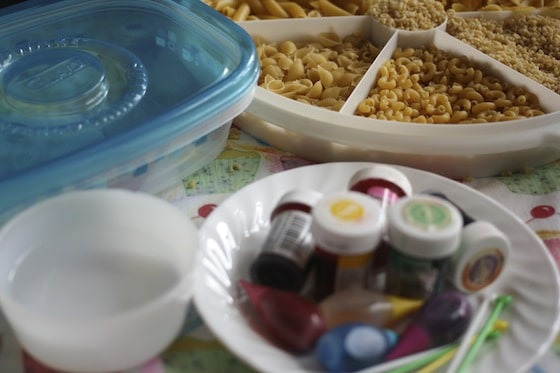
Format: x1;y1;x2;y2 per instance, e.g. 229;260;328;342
355;46;546;124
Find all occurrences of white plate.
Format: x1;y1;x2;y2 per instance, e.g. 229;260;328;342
193;162;560;373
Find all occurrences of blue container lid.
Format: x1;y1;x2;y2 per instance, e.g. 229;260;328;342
0;0;259;215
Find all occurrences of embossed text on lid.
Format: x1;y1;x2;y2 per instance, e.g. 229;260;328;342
4;48;108;119
0;38;148;135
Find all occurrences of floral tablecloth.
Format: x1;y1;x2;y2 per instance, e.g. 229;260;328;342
1;125;560;372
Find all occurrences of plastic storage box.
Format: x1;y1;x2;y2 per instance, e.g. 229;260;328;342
0;0;259;224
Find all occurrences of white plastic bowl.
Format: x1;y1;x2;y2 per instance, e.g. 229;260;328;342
0;189;199;373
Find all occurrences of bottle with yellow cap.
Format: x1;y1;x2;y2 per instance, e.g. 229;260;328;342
317;286;423;330
311;191;385;302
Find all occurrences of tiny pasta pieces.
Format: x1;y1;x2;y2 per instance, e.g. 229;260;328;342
368;0;447;30
446;12;560;94
255;32;380;111
443;0;560;11
355;46;545;124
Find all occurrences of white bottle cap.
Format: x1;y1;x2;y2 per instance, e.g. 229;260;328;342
311;191;384;255
387;195;463;259
449;221;510;293
348;164;413;197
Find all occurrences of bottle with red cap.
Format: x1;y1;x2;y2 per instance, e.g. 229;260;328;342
348;164;413;290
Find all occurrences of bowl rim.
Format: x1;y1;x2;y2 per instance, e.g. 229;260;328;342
0;189;197;327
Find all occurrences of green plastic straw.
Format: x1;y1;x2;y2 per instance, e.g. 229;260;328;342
384;319;507;373
456;294;513;373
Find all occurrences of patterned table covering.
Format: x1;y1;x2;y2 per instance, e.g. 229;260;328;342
1;125;560;373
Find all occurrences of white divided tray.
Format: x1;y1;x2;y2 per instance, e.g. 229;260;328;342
236;15;560;178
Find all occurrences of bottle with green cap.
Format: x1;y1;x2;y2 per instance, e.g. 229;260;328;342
385;194;463;300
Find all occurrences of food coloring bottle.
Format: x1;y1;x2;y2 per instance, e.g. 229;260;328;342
424;192;510;294
348;164;413;213
250;189;323;292
385;194;463;299
311;191;384;301
448;220;510;293
348;165;413;290
315;322;398;372
317;286;423;329
386;291;472;360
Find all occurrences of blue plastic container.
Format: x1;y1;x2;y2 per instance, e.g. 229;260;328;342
0;0;259;223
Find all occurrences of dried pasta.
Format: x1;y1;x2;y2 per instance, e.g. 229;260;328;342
201;0;376;20
446;12;560;94
202;0;560;20
355;46;546;124
254;32;380;111
442;0;560;11
368;0;447;30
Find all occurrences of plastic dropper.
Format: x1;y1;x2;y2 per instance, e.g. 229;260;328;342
318;286;423;329
238;279;327;354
